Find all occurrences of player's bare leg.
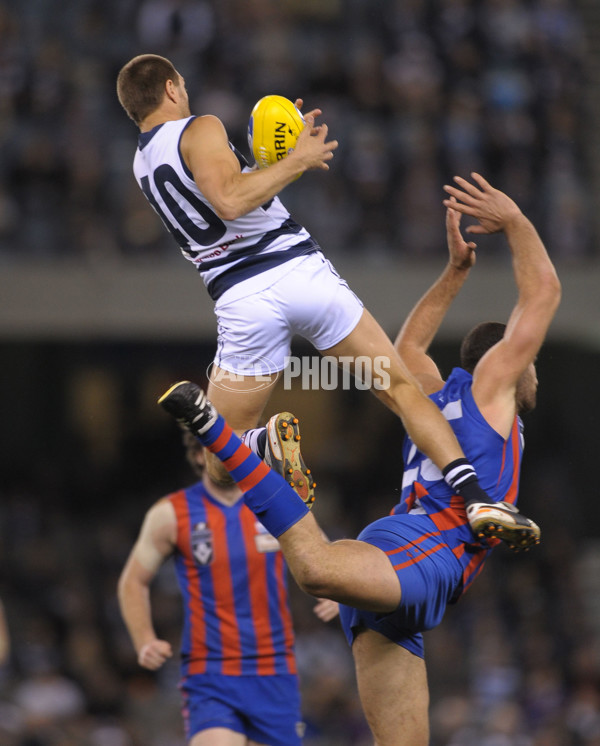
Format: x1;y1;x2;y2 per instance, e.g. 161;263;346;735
352;628;429;746
322;308;466;468
206;365;277;431
205;366;275;485
190;727;268;745
277;511;401;611
205;369;316;505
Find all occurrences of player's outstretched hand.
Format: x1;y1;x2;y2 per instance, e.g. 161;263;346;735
446;196;477;270
443;173;523;235
138;639;173;670
290;103;338;172
313;598;339;623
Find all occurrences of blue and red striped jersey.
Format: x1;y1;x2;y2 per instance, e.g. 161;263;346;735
392;367;524;597
169;482;297;677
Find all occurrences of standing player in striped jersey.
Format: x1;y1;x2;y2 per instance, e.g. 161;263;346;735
157;174;561;745
116;54;540;546
118;431;333;745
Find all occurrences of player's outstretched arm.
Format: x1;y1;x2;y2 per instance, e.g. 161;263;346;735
182;113;337;221
117;499;176;671
444;173;561;434
394;199;476;394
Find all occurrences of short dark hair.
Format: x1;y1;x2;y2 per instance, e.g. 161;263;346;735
116;54;180;126
460;321;507;374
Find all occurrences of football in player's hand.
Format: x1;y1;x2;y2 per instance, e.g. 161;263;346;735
248;95;305;169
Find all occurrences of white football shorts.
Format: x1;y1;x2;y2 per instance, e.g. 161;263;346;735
213;251;364;375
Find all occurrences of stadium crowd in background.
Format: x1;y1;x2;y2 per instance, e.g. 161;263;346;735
0;0;592;263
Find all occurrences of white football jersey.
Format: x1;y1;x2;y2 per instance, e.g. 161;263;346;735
133;116;318;300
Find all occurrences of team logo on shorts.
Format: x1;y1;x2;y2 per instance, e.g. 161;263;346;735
191;522;213;565
207;354;279;392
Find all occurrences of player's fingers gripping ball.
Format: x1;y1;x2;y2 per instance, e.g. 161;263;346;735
248;95;305;170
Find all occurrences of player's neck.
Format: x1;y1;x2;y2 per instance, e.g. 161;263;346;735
140;108;189;132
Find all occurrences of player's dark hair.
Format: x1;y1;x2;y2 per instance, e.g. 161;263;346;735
460;321;507;373
117;54;180;126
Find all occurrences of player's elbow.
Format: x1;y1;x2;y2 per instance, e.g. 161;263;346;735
213;202;241;222
116;572;130;606
551;273;562;305
210;194;247;222
519;271;561;328
393;339;407;359
394;340;418;364
117;570;140;608
539;268;562;310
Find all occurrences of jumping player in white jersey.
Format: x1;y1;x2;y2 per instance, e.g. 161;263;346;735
116;53;539;549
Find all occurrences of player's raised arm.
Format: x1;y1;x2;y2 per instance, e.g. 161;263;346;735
117;499;176;671
182;111;337;221
394;199;477;395
443;173;561;436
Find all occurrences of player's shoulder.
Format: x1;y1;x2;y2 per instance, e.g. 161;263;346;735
139;497;178;544
149;495;178;519
186;114;227;135
182;114;230;153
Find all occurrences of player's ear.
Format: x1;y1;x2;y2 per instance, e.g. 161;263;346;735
194;448;206;469
165;78;178;102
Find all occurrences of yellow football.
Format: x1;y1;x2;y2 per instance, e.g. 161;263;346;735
248;95;305;169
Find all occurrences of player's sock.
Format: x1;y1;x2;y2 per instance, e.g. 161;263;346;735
443;456;541;551
157;382;308;534
442;458;492;507
240;427;267;459
202;416;309;537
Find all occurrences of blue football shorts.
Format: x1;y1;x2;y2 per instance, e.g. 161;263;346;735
180;672;304;745
339;514;464;659
214;251;364;375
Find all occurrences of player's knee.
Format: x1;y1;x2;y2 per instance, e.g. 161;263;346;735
374;373;427;412
294;562;333;598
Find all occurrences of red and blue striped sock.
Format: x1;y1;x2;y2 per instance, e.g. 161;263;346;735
200;414;309;536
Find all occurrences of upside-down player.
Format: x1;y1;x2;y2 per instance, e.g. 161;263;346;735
117;54;540;547
157;174;561;745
